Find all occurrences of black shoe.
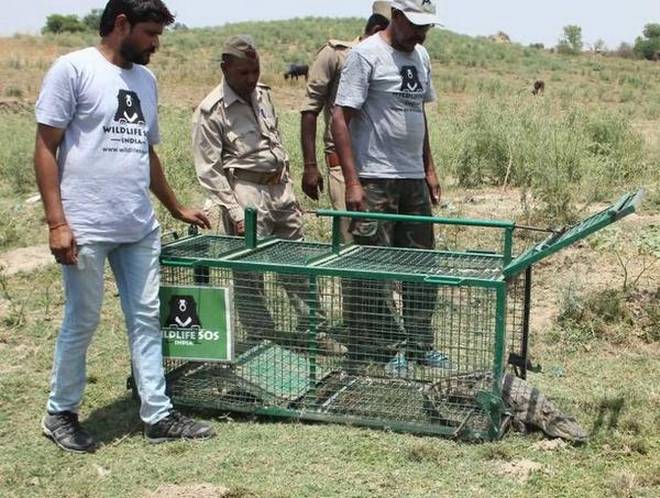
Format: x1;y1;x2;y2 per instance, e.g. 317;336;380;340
145;411;215;444
42;411;95;454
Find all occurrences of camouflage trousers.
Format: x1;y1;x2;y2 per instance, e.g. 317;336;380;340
327;164;352;244
345;179;437;360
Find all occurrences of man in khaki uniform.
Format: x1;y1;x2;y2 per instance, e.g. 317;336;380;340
300;4;391;242
193;35;301;239
192;36;345;355
192;35;305;344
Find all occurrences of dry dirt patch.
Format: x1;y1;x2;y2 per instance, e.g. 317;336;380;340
533;439;568;452
0;244;53;276
495;459;544;483
0;99;31;114
143;484;230;498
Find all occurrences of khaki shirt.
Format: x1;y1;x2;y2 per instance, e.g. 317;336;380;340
192;80;289;222
301;39;358;155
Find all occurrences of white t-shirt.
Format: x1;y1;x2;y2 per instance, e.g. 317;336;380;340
35;47;160;244
335;34;436;179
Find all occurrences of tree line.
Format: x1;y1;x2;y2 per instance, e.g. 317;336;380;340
41;11;659;61
549;23;660;60
42;9;187;35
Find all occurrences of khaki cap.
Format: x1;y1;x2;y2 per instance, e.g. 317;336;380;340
222;34;258;59
372;1;392;20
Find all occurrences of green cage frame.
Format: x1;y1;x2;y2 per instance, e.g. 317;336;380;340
149;190;643;441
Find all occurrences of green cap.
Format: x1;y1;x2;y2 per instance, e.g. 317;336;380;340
222;34;258;59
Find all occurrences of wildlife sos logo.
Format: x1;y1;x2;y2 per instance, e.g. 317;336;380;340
102;89;148;152
159;285;233;362
400;65;424;93
166;295;202;329
114;90;146;125
163;294;222;344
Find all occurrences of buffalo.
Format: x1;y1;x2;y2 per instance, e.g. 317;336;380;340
284;64;309;81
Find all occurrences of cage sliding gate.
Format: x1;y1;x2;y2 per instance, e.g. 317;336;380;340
150;190;643;441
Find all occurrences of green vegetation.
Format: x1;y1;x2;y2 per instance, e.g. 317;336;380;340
42;14;88;35
435;100;647;223
41;9;102;34
82;9;103;33
634;23;660;60
557;24;584;55
0;17;658;498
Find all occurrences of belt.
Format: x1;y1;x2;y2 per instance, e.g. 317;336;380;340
325;152;341;168
232;168;284;185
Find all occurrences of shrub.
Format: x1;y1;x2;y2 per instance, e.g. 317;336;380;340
557;287;631;343
557;25;584;55
42;14;87;34
82;9;102;33
634;23;660;60
443;98;647;223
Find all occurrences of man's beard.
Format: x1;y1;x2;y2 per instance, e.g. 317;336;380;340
120;40;153;65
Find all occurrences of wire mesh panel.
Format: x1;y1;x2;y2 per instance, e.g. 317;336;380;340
161;263;503;439
505;269;534;378
318;246;503;280
161;235;245;260
235;240;330;265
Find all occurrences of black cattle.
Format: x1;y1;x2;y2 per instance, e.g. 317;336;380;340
284;64;309;81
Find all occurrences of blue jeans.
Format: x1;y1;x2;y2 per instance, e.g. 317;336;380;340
47;228;172;424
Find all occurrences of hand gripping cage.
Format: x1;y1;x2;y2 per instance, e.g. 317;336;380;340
151;190;643;441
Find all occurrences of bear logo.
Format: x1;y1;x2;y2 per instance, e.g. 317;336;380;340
166;295;202;329
113;89;146;125
400;65;424;93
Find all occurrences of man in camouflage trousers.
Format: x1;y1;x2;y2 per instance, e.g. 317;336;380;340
300;3;391;242
332;0;444;375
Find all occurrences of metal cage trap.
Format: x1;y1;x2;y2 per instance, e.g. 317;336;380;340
147;190;643;441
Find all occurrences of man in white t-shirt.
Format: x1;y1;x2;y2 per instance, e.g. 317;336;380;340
332;0;446;376
34;0;214;453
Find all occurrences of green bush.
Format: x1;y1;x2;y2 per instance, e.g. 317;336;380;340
556;284;659;345
0;111;36;196
557;25;584;55
634;23;660;60
82;9;102;34
557;287;632;343
42;14;87;34
442;98;647;223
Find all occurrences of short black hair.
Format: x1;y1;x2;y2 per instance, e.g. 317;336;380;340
99;0;175;36
364;13;390;35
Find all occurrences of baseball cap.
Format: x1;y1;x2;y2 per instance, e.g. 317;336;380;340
391;0;440;26
222;34;258;59
372;1;392;20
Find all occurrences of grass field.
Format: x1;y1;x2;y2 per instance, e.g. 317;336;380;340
0;18;658;498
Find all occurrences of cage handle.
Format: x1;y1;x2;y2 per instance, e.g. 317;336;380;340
315;209;515;229
423;276;465;286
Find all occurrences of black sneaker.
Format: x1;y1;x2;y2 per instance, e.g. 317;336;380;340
42;411;95;454
145;411;215;444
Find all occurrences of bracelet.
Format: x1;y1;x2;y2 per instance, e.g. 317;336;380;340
48;223;68;231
